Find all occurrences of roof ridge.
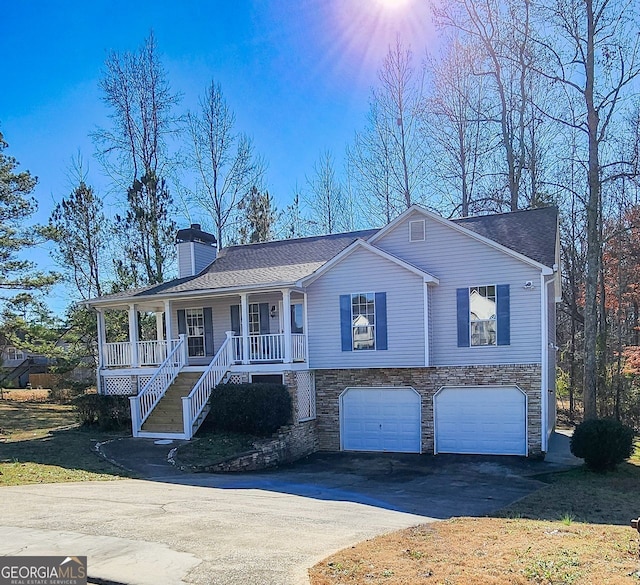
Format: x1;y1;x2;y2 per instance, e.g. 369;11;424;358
223;228;380;250
453;205;558;221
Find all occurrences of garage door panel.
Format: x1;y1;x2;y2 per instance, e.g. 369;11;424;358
435;386;526;456
342;388;421;453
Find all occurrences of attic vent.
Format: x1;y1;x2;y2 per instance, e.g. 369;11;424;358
409;219;426;242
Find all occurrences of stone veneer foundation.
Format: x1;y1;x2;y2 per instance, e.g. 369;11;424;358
314;364;543;457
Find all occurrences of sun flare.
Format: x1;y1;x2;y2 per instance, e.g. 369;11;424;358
375;0;412;9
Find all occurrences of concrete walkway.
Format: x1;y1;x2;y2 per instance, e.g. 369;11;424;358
0;432;582;585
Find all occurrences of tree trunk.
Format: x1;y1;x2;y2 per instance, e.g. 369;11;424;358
582;0;600;420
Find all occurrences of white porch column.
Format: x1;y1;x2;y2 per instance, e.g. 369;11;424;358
96;308;106;370
282;288;292;363
303;291;309;363
128;303;139;368
155;312;164;340
164;300;173;344
240;293;250;365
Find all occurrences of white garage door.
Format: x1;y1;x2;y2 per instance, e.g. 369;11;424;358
434;386;527;455
341;387;421;453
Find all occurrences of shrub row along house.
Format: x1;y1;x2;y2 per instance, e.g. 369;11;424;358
85;205;560;457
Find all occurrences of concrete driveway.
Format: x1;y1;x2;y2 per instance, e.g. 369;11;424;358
0;436;578;585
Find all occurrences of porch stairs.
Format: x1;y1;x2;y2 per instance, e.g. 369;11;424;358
140;372;202;435
133;332;234;440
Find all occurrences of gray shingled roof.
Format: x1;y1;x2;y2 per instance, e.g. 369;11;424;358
93;230;379;303
89;208;557;305
454;206;558;268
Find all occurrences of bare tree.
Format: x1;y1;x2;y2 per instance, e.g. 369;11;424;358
348;39;429;221
93;32;180;286
93;32;180;185
534;0;640;419
305;150;346;234
423;37;491;216
432;0;544;211
186;81;265;249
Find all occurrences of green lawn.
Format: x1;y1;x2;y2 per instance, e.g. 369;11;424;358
0;401;131;486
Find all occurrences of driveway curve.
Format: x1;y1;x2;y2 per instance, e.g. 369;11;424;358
0;437;575;585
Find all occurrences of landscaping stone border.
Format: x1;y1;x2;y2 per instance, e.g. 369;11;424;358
192;420;318;472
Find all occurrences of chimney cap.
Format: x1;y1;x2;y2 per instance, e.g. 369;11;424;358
176;224;217;246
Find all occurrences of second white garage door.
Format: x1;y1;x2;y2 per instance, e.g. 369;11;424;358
434;386;527;455
341;387;421;453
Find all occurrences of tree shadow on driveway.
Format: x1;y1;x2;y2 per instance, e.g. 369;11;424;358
99;438;569;519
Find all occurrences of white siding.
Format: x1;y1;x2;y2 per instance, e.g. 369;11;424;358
306;246;425;369
170;292;292;359
374;210;543;365
193;243;217;274
176;242;194;278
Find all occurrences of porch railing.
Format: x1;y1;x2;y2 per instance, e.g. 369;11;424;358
232;333;284;361
231;333;306;362
103;342;131;367
129;334;187;436
182;332;234;440
103;339;182;368
292;333;306;362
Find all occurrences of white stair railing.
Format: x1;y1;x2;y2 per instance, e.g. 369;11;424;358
130;335;187;436
182;331;234;439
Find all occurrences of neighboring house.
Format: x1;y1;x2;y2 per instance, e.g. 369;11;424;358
0;345;51;388
85;205;560;457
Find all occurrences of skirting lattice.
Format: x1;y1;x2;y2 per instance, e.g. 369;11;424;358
102;376;135;396
296;371;316;421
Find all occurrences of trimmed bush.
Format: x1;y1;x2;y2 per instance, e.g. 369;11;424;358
570;418;635;471
207;383;292;436
73;394;131;431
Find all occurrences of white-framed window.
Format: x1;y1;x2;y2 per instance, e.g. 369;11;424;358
470;285;497;346
249;303;261;334
409;219;426;242
351;292;375;350
5;347;25;360
185;308;205;357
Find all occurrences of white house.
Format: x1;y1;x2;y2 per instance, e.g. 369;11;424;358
85;205;560;457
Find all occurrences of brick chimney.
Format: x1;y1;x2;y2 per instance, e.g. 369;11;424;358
176;224;217;278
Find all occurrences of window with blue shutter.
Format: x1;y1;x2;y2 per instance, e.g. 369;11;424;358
459;284;510;347
340;292;388;351
496;284;510;345
375;292;388;350
339;295;352;351
456;288;470;347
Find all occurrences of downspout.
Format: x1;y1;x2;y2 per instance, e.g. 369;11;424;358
423;282;430;366
540;273;548;454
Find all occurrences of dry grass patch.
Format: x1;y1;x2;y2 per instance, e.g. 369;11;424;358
0;400;130;485
310;517;640;585
311;450;640;585
0;388;51;402
0;401;75;441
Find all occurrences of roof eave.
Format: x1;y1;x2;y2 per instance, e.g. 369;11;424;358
84;280;306;309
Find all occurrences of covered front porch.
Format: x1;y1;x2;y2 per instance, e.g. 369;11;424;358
95;287;308;380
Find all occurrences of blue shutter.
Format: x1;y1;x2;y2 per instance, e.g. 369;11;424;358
230;305;240;336
375;292;388;350
456;288;470;347
496;284;510;345
259;303;270;334
340;294;352;352
177;310;187;335
204;307;214;356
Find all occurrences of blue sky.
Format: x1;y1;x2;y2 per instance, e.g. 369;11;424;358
1;0;434;311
